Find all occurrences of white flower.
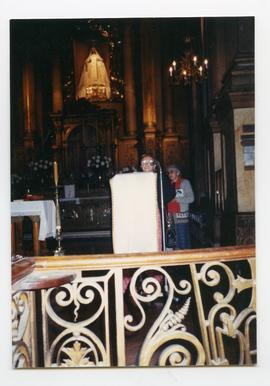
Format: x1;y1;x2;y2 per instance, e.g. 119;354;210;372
87;155;111;169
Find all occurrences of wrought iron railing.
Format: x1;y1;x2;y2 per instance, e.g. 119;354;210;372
12;245;256;368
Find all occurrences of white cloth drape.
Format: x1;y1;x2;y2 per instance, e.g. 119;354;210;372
110;172;159;254
11;200;56;240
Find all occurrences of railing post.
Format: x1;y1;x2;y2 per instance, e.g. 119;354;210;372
114;268;126;366
41;288;50;367
28;291;38;367
190;263;212;365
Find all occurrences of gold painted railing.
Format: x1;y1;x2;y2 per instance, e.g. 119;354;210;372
12;245;256;368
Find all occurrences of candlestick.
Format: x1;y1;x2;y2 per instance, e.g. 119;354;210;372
54;181;65;256
53;161;59;186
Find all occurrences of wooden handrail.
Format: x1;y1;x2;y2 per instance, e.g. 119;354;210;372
34;245;255;271
12;257;35;283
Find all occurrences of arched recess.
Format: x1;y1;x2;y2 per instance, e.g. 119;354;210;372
60;111;118;177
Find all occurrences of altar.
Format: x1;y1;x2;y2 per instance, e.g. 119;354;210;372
11;200;56;256
59;189;111;237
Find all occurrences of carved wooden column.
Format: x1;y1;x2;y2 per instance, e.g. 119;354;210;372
140;20;158;156
190;80;205;203
52;54;63;113
22;61;36;150
123;24;137;137
163;76;174;135
161;39;181;167
50;53;64;168
35;75;44;143
118;23;138;169
162;82;181;165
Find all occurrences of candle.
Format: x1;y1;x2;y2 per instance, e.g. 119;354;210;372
53;161;59;186
169;66;173;77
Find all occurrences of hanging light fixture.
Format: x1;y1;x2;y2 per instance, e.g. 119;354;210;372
76;46;111;102
169;37;208;86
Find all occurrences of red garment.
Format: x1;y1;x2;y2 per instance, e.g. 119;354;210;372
167;177;181;213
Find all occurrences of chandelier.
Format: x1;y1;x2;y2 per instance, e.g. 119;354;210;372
169;38;208;86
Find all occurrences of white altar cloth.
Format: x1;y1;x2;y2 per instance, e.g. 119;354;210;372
11;200;56;240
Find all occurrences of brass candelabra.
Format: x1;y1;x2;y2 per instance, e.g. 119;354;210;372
53;161;65;256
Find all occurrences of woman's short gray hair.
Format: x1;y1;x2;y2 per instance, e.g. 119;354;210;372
167;164;181;173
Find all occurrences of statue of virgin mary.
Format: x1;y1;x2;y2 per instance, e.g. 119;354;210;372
76;47;111;102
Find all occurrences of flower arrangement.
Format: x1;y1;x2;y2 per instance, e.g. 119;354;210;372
11;173;23;185
86;155;112;188
11;173;24;199
27;159;54;188
28;159;53;173
87;155;111;170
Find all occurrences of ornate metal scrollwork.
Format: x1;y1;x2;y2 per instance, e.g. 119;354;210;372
12;291;32;368
121;266;205;366
17;251;255;368
194;259;256;365
42;271;113;366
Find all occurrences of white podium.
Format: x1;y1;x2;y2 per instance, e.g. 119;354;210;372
110;173;159;254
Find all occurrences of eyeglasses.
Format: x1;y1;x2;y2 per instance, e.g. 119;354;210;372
141;160;155;166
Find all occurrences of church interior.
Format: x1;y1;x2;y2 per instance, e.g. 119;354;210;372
10;17;256;369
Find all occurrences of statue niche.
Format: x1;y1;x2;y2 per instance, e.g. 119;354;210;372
76;47;111;102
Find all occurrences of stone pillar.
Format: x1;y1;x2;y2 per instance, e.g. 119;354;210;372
123;24;137;137
22;61;36;149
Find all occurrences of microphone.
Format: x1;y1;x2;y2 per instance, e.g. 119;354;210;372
154;160;162;171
